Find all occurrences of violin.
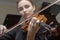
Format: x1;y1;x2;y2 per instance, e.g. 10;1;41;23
21;13;47;32
21;12;59;36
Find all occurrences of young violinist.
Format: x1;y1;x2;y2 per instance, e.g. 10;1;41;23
0;0;59;40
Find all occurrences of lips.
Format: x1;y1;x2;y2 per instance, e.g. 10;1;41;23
24;13;31;18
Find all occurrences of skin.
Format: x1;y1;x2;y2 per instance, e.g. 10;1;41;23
0;25;7;36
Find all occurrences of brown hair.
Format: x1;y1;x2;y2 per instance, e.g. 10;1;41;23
17;0;34;6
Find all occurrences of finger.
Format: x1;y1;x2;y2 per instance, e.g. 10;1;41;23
32;17;40;23
0;25;7;34
0;27;3;35
31;17;39;24
31;17;37;23
3;26;7;32
28;22;33;31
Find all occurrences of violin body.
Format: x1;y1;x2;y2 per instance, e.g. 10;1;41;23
21;13;47;31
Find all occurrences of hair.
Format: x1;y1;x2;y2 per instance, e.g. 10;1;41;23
17;0;34;6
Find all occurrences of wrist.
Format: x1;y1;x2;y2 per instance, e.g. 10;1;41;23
27;32;36;40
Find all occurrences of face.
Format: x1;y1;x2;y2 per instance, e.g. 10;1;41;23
18;0;35;19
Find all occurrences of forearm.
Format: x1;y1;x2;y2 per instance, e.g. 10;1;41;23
27;31;36;40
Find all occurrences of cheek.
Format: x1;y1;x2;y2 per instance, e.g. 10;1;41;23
27;7;34;12
19;11;24;15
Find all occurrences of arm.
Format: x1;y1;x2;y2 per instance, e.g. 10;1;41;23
27;31;35;40
0;25;21;40
27;17;40;40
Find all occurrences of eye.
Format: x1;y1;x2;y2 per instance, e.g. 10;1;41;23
25;5;30;8
18;7;23;11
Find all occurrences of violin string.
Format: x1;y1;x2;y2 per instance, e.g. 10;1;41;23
6;0;60;33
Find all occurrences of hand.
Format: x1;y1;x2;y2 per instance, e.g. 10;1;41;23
0;25;7;35
28;17;40;34
50;27;59;36
27;14;47;34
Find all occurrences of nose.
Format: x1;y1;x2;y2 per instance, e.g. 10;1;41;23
23;8;26;13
